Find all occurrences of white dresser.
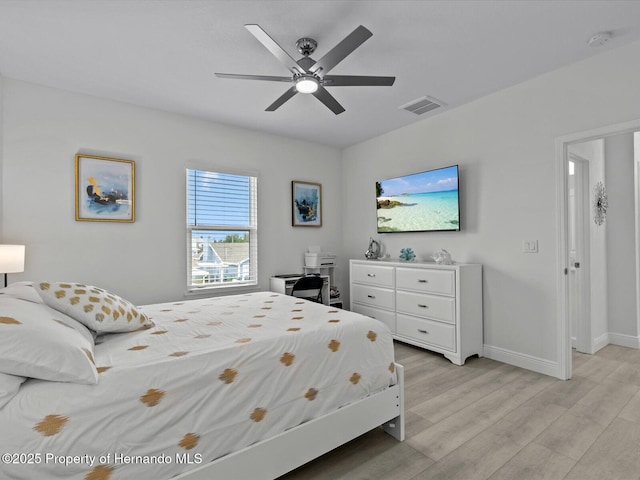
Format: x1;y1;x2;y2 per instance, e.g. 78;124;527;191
350;259;483;365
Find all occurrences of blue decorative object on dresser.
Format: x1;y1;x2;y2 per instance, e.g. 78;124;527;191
399;248;415;262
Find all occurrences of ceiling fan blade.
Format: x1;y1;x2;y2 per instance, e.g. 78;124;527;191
245;24;306;76
322;75;395;87
312;86;345;115
265;86;298;111
215;73;292;83
309;25;372;75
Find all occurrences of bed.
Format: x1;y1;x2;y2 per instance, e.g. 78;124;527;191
0;282;404;480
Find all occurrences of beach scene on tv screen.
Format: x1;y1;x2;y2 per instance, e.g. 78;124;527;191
376;165;459;232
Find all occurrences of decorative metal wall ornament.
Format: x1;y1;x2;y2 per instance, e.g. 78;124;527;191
593;181;608;226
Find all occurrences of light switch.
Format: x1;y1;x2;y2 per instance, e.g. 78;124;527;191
522;240;538;253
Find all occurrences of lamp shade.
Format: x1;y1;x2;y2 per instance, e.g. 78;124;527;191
0;245;25;273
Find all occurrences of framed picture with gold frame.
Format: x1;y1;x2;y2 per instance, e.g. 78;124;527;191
75;154;135;222
292;180;322;227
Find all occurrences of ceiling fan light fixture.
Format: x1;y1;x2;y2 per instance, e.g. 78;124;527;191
218;25;393;114
295;75;319;94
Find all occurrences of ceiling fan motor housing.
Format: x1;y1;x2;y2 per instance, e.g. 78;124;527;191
296;37;317;56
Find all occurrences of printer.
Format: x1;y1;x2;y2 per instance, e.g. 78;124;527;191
304;246;336;267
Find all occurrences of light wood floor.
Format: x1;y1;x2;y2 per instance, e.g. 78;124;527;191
281;341;640;480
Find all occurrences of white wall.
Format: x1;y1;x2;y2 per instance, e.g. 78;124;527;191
1;79;342;305
606;132;637;338
341;39;640;376
0;74;3;238
0;74;4;239
581;139;609;351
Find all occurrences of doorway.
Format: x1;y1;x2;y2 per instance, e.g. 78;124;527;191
556;119;640;380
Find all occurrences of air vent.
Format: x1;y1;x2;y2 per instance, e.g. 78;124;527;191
399;96;446;115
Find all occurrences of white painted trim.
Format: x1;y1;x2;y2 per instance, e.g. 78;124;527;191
555;138;571;380
592;332;609;354
635;142;640;354
609;332;640;349
483;344;560;379
556;118;640;381
184;160;259;179
558;119;640;145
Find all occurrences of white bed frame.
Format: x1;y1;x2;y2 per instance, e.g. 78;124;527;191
175;363;405;480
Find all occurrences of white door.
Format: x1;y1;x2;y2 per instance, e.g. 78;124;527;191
567;157;591;353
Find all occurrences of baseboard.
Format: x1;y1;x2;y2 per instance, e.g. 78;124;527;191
593;333;610;353
609;332;640;349
483;344;561;379
483;336;640;380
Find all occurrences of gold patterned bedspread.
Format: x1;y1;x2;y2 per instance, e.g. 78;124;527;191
0;292;396;479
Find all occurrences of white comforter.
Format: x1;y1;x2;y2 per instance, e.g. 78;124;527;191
0;292;396;479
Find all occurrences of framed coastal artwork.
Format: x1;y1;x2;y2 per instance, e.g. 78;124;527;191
75;154;135;222
292;180;322;227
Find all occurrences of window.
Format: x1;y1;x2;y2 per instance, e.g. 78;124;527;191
187;168;257;290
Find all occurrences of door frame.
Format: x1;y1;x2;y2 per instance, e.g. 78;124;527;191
556;118;640;380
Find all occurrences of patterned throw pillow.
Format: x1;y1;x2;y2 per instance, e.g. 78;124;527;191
0;296;98;384
36;282;153;333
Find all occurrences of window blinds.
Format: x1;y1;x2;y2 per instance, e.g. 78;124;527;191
187;169;258;288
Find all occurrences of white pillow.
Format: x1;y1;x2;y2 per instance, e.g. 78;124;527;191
0;372;26;409
0;296;98;384
36;282;153;333
0;281;44;304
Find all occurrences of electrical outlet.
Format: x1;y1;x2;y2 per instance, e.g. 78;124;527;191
522;240;538;253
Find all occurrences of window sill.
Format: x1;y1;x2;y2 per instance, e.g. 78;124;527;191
185;282;260;299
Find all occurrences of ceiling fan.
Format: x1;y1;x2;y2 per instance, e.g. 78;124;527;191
215;24;395;115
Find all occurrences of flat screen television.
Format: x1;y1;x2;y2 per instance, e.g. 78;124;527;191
376;164;460;233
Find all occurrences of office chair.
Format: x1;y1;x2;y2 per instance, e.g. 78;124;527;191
291;275;324;304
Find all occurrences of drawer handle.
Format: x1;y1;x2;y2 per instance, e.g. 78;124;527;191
418;279;429;283
417;304;429;309
367;295;376;299
418;329;429;334
367;273;376;277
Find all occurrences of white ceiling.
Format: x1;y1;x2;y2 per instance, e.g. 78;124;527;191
1;0;640;148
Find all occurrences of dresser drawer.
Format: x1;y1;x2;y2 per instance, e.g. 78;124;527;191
396;267;455;296
396;290;455;324
351;263;394;288
352;304;396;332
396;314;456;352
352;284;395;310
